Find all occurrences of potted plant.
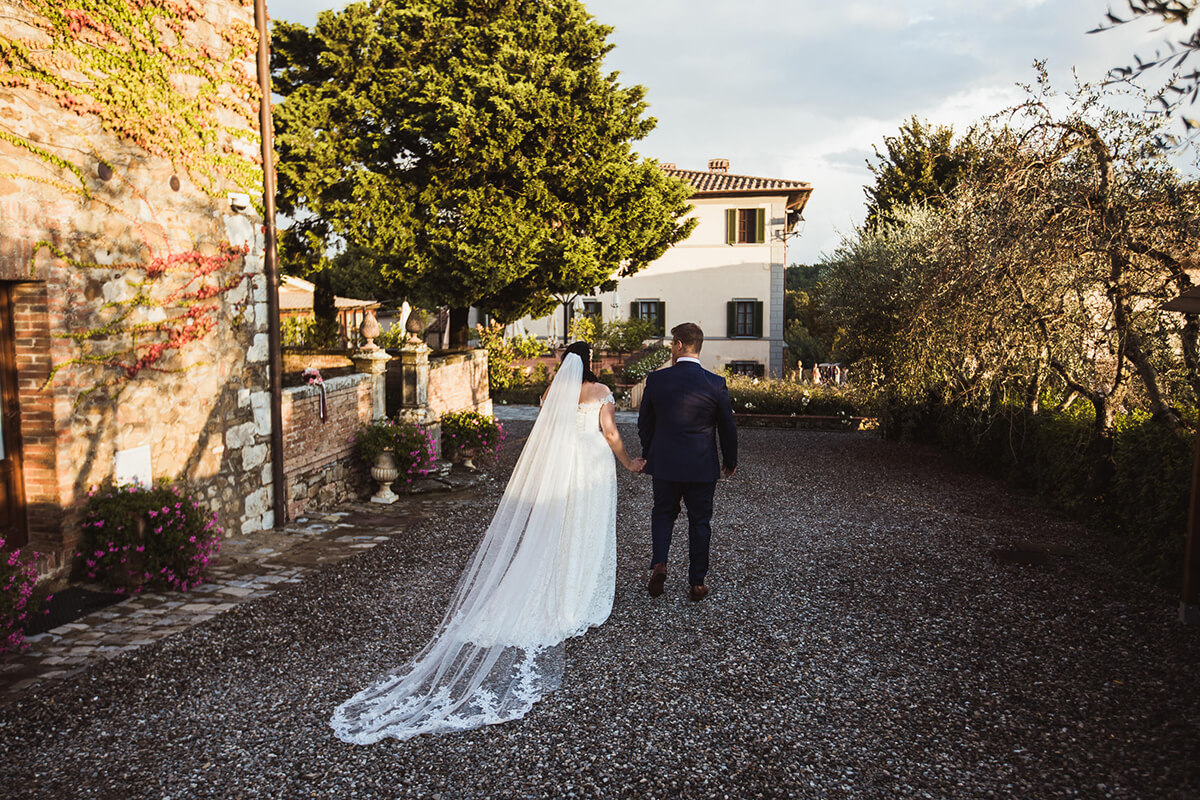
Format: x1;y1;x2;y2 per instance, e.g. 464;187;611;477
440;410;505;471
354;417;438;499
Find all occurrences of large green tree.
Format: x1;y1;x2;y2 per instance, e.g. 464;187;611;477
782;264;832;369
272;0;696;346
863;116;978;228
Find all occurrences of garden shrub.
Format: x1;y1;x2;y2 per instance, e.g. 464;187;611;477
476;321;545;390
880;392;1195;588
376;321;410;349
490;384;550;405
1111;416;1192;585
79;482;222;594
1;538;46;658
441;410;506;467
725;374;871;417
598;318;658;355
622;346;670;384
353;417;439;484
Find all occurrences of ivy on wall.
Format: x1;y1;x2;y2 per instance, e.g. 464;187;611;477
0;0;265;404
0;0;262;196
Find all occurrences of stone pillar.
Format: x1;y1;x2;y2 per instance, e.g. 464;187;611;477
351;308;391;421
394;338;446;466
395;339;431;424
351;349;391;421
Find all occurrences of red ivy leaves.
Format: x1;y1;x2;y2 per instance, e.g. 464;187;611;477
144;244;248;280
123;307;217;378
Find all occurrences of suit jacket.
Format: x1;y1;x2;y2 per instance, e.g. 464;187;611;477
637;360;738;483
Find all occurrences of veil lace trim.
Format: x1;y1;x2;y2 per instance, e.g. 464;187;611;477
331;354;589;743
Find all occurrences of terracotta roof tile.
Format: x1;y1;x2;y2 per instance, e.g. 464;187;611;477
662;167;811;194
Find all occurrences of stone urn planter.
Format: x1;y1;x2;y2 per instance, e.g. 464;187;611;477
370;451;400;504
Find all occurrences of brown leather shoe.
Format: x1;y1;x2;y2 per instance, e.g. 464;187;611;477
689;584;709;602
648;563;667;597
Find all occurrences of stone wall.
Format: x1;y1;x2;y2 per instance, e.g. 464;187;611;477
0;1;270;573
280;375;374;520
428;350;492;418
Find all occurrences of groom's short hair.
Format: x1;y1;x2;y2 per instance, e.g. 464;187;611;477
671;322;704;352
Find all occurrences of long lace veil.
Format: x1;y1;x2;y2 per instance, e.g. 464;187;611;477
331;353;586;743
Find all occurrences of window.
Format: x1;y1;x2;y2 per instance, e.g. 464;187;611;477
631;300;666;337
728;360;764;377
566;300;601;327
725;208;766;244
726;300;763;338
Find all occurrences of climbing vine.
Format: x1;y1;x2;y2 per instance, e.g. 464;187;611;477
0;0;266;405
0;0;262;196
39;242;253;402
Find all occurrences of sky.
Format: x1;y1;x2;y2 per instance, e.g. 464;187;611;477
266;0;1175;263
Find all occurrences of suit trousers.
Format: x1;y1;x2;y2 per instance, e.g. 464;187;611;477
651;477;716;586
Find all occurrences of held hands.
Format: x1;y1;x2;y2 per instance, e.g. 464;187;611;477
628;457;647;473
722;465;737;478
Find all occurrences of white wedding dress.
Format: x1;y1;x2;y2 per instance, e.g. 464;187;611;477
330;353;617;743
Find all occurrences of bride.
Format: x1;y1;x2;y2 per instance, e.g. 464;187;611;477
331;341;644;743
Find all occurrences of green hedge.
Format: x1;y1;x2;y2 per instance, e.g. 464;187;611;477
491;384;550;405
883;398;1192;588
1111;416;1192;583
725;374;872;417
622;346;670;384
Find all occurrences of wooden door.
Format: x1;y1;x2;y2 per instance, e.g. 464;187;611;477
0;284;26;546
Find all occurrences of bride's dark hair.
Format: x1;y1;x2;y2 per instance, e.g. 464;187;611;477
563;341;599;383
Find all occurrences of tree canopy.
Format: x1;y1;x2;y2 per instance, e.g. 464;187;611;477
827;68;1200;451
863;116;978;228
271;0;696;343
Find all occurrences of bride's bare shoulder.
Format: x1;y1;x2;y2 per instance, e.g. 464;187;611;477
578;380;611;404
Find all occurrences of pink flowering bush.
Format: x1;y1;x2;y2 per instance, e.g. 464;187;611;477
78;482;222;595
440;410;505;468
353;417;438;485
1;537;48;658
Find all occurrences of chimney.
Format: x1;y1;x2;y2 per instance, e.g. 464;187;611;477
708;158;729;173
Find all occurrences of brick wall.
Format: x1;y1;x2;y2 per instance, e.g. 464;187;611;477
12;281;64;573
428;349;492;418
281;374;374;520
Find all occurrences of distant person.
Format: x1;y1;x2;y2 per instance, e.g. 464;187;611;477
637;322;738;602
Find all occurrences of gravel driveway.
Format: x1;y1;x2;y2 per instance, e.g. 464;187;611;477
2;423;1198;799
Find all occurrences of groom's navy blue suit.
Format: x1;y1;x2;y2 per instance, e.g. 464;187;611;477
637;359;738;586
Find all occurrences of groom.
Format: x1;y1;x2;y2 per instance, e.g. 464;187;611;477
637;322;738;602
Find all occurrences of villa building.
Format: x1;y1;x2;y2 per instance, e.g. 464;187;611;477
513;159;813;377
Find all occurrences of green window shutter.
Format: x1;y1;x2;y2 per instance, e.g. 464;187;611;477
630;301;640;320
753;301;764;338
754;208;766;243
727;301;736;338
726;209;737;244
655;301;666;336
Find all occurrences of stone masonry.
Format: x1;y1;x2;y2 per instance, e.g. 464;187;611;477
0;0;271;575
